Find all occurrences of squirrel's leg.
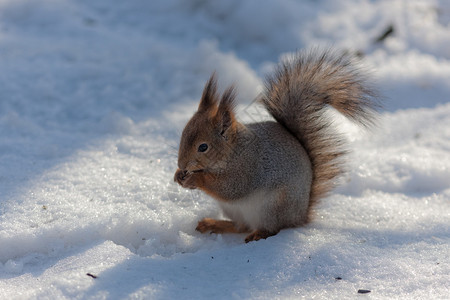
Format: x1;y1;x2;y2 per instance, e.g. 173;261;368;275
196;218;249;234
244;229;279;243
243;188;289;243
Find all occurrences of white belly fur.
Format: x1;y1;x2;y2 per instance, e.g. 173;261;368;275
218;189;275;230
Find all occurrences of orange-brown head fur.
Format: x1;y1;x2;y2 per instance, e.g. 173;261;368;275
177;74;238;175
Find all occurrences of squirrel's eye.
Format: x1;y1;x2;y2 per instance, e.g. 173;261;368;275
198;143;208;152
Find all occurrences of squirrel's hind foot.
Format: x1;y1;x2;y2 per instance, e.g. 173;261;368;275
196;218;279;243
244;229;278;243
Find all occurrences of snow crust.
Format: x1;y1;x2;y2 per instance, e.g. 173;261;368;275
0;0;449;298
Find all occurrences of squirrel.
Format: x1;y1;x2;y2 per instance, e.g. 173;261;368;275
174;49;378;243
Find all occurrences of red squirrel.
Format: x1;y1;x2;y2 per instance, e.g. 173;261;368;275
174;49;378;243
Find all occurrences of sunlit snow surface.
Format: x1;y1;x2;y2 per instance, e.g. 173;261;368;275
0;0;449;299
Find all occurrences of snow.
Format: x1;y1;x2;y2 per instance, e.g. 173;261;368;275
0;0;449;298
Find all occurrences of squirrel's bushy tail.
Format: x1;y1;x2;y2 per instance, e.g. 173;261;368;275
261;49;378;216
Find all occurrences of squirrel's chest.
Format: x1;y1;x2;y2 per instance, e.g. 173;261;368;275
218;189;276;230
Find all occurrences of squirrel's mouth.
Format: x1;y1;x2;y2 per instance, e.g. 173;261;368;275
188;169;204;174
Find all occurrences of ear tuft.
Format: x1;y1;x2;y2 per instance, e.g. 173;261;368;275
217;85;237;137
198;73;219;112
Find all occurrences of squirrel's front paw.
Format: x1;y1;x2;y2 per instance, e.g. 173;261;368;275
174;169;197;189
182;174;198;189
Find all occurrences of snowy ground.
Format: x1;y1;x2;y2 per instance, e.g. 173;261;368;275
0;0;449;299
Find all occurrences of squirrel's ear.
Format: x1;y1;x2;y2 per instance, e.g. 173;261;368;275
198;73;219;112
217;85;237;138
